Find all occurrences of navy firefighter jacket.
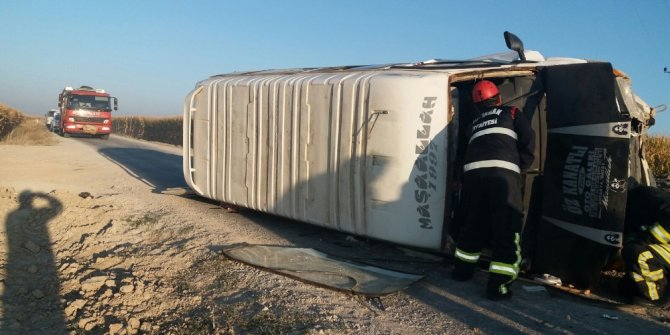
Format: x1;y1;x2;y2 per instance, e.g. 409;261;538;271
463;106;535;174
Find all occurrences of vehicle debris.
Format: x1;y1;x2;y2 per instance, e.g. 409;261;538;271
221;244;424;296
522;285;548;293
602;314;619;320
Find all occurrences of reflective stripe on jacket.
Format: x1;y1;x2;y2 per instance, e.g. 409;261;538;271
463;106;534;174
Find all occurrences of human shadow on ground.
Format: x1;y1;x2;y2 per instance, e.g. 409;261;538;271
1;191;67;334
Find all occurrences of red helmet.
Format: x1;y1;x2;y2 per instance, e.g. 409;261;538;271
472;80;499;103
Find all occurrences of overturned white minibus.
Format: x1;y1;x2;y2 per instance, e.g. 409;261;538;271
183;32;658;288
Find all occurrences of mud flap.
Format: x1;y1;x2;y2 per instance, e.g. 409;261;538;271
532;63;630;288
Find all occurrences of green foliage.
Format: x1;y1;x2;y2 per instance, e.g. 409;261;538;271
112;116;182;146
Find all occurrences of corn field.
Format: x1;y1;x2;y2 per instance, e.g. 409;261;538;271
644;135;670;177
112;116;182;146
0;103;24;141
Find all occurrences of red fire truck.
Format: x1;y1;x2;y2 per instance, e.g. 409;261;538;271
57;85;117;139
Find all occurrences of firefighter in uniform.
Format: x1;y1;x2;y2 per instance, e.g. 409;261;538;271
621;184;670;305
452;80;535;300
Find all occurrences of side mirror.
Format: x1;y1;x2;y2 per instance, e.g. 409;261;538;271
113;97;118;111
504;31;526;62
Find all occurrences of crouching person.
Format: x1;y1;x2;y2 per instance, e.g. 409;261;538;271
621;184;670;305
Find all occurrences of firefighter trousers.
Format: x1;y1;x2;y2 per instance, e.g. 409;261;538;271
453;168;523;296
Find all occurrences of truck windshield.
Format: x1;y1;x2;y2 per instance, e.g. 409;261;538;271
66;95;111;110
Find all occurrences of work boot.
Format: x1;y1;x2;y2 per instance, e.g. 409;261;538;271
629;295;667;308
451;262;475;281
487;288;513;301
487;280;513;301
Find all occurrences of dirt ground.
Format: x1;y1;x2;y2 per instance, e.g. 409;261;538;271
1;135;670;334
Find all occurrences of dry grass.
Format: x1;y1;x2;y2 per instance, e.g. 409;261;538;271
644;135;670;176
0;103;24;140
162;254;322;334
113;116;182;146
0;103;58;145
1;117;59;145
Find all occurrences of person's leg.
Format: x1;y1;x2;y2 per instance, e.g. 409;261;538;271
487;171;523;299
453;173;485;281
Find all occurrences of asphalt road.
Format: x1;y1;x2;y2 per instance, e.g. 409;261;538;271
75;134;188;194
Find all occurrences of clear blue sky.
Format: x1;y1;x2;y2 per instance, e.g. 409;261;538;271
1;0;669;133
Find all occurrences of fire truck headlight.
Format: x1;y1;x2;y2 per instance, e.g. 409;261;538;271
68;117;75;122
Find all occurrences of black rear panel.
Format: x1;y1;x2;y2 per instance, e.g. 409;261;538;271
532;63;630;288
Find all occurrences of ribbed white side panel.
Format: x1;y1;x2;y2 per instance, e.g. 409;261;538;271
184;70;449;249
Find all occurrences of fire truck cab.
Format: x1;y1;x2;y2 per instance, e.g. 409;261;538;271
58;85;117;139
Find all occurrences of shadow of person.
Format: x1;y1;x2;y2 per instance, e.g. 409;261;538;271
1;191;67;334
